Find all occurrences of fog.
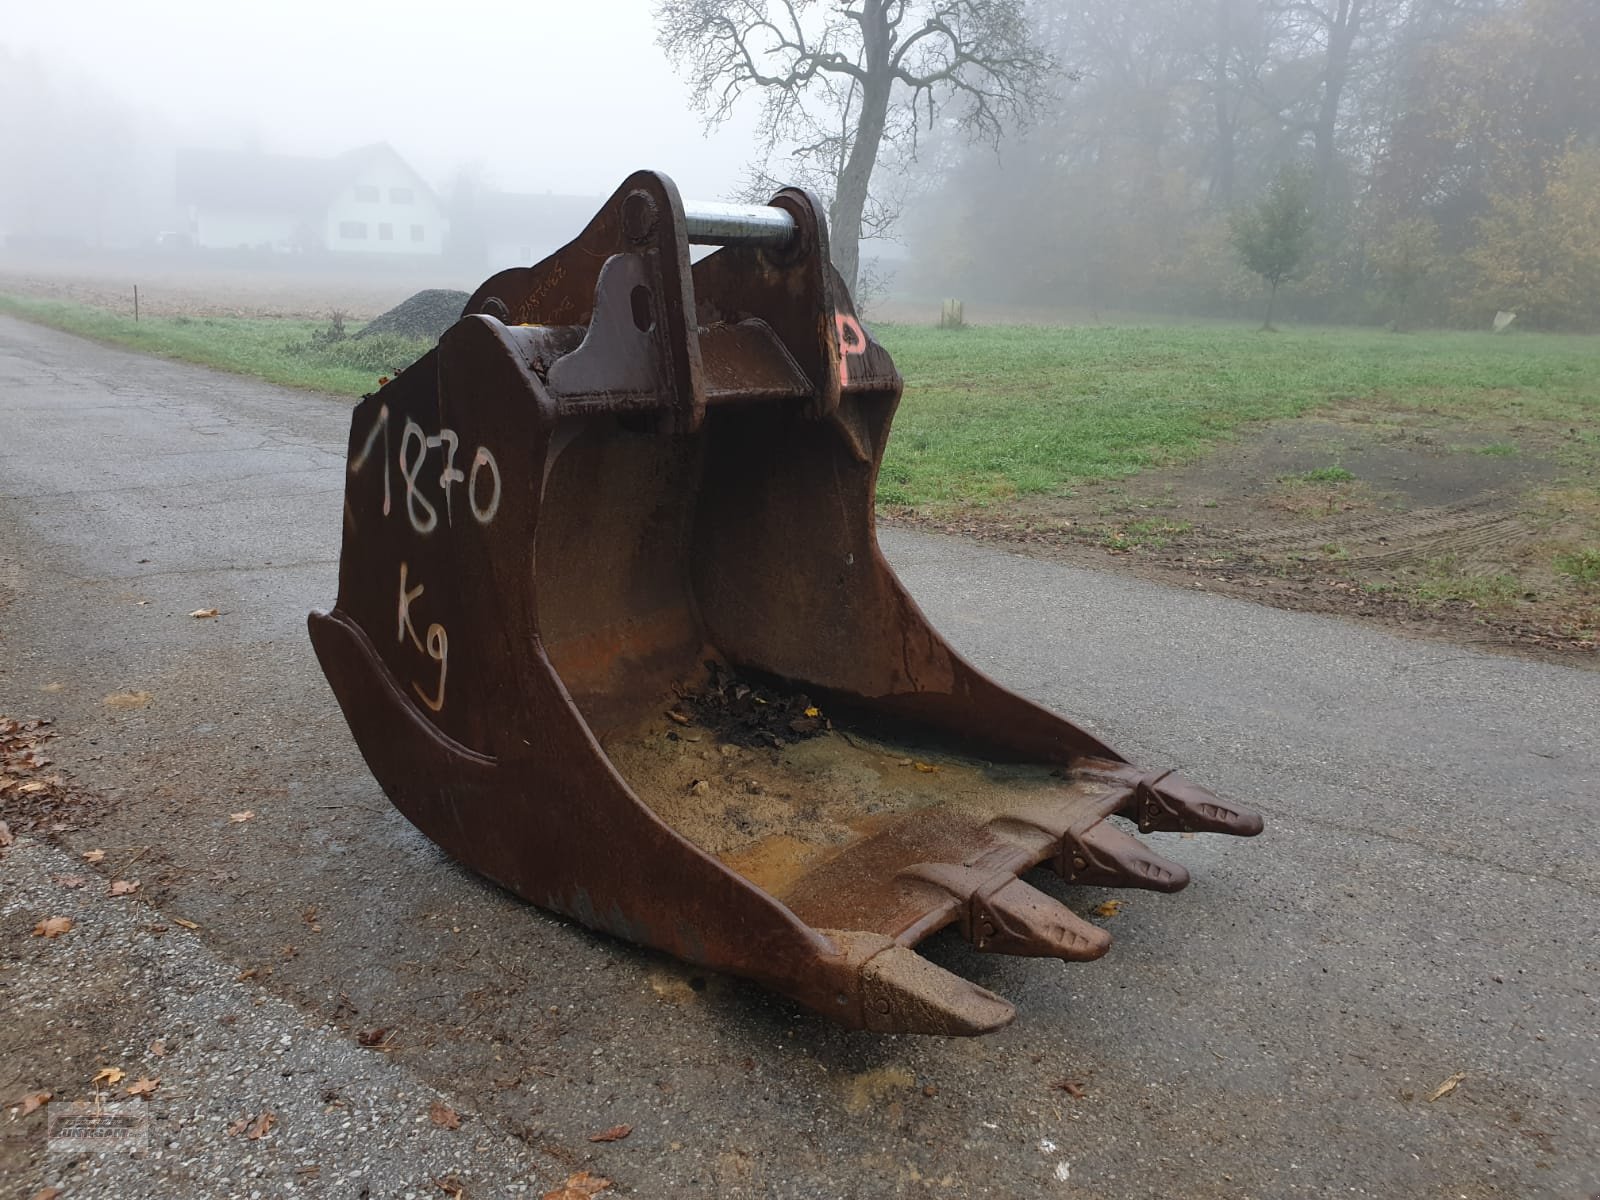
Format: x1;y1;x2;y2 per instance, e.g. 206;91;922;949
4;0;757;198
3;0;1597;329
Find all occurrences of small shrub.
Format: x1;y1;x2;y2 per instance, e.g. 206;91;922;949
1282;465;1356;483
1554;548;1600;587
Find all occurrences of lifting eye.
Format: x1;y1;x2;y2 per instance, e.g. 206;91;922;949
630;284;654;333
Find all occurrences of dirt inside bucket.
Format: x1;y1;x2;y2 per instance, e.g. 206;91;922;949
601;669;1068;900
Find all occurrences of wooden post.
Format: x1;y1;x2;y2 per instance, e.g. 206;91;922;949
134;285;139;323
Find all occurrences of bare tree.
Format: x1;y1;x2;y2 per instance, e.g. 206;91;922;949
655;0;1056;291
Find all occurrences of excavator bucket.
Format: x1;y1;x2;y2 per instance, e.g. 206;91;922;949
309;171;1262;1035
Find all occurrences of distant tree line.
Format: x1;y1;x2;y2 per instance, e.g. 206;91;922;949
902;0;1600;329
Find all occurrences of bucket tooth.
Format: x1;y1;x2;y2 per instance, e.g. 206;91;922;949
1127;770;1265;837
1060;821;1190;893
904;864;1111;962
830;931;1016;1035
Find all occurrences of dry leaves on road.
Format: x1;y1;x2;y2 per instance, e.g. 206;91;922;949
588;1124;632;1143
245;1110;277;1139
0;820;12;847
104;690;152;710
1094;900;1123;918
229;810;255;823
1054;1080;1087;1099
149;1040;167;1057
190;608;220;619
173;917;200;930
10;1091;51;1115
1428;1072;1466;1102
542;1172;613;1200
92;1067;125;1087
53;874;85;888
428;1101;461;1130
125;1077;159;1099
82;848;106;863
109;879;140;896
33;917;73;938
31;1188;63;1200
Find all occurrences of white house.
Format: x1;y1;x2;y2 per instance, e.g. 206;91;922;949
176;143;447;256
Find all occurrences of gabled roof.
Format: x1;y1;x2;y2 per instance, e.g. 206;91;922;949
176;142;437;213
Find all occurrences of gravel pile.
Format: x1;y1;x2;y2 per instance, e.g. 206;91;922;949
355;289;471;341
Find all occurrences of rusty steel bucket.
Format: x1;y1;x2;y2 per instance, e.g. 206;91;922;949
308;170;1262;1035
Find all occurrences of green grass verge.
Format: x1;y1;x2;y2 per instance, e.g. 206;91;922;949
0;294;429;396
872;322;1600;509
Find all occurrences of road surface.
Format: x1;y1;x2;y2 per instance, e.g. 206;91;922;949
1;316;1596;1198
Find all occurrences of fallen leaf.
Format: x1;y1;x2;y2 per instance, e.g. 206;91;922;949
109;879;141;896
149;1040;167;1057
357;1027;391;1047
190;608;219;619
912;761;941;773
11;1091;51;1115
104;690;152;709
125;1076;160;1099
588;1123;632;1143
173;917;200;930
665;709;691;725
31;1189;63;1200
33;917;73;938
428;1101;461;1129
246;1110;277;1140
1427;1072;1466;1102
229;810;255;823
0;820;12;846
1094;900;1123;918
803;705;821;718
226;1116;250;1136
1054;1080;1086;1099
542;1171;613;1200
82;848;106;863
92;1067;126;1087
53;875;86;889
435;1176;467;1200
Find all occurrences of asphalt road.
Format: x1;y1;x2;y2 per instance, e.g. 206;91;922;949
1;315;1596;1199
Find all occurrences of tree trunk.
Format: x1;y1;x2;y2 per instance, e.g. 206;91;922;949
1313;0;1361;209
1263;279;1279;330
1210;0;1237;206
829;0;896;295
831;75;892;295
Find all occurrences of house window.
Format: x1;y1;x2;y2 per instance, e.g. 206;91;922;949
354;185;380;202
389;187;414;204
378;223;393;241
339;221;367;240
410;224;425;242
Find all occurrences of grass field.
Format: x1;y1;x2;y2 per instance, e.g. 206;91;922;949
876;322;1599;508
7;291;1593;508
4;290;1595;647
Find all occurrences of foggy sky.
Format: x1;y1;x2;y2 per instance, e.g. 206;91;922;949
5;0;761;200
